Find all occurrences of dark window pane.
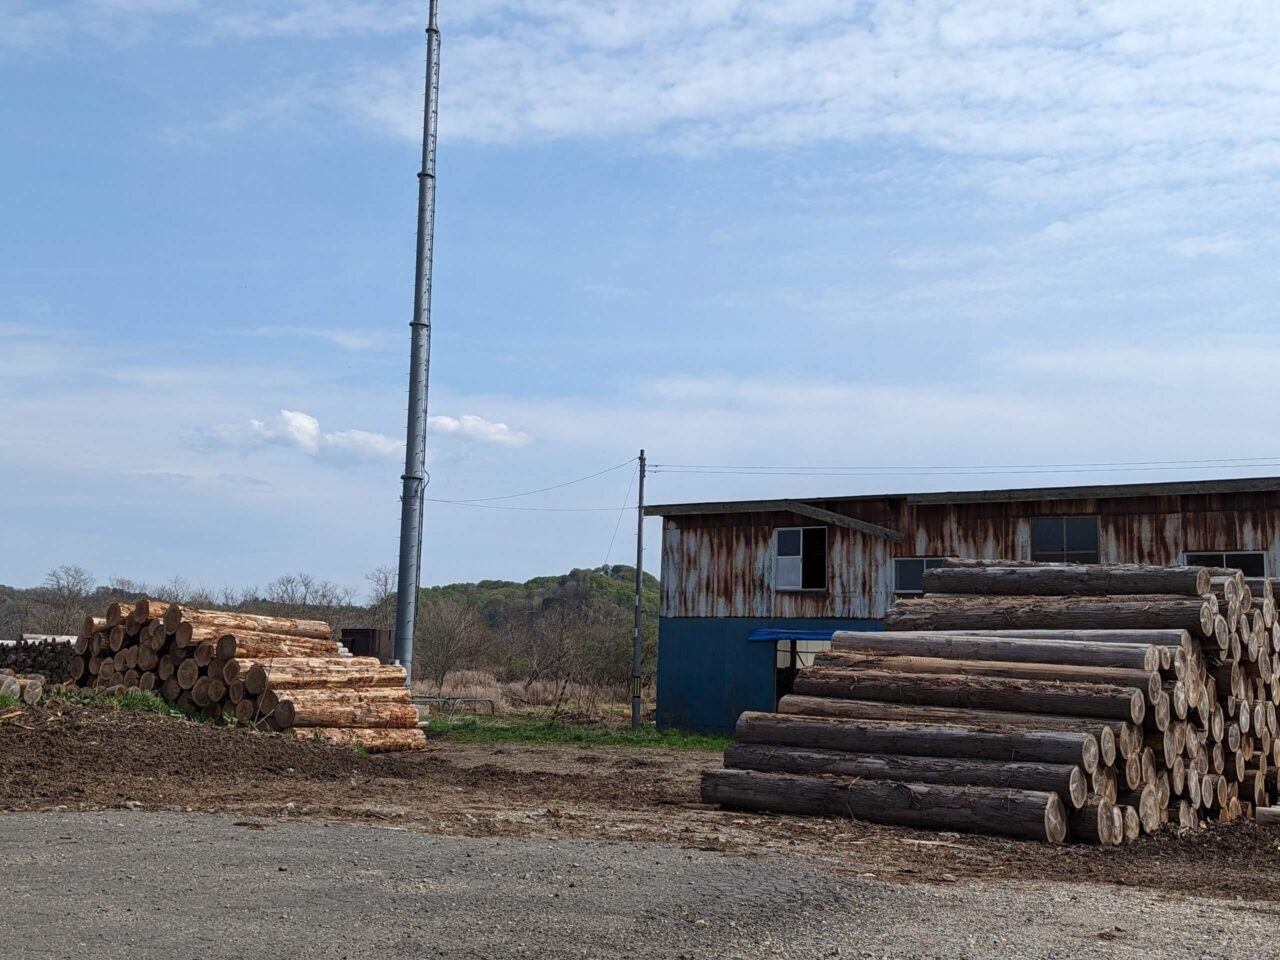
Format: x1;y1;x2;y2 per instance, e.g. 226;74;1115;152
1228;552;1266;577
924;558;947;569
895;559;925;593
1184;552;1223;568
801;528;827;590
777;529;802;557
1065;517;1099;552
1031;517;1064;552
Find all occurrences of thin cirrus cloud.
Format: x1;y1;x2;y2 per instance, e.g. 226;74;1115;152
247;325;385;351
209;409;529;460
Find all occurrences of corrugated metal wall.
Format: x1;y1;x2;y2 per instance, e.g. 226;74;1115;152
659;492;1280;620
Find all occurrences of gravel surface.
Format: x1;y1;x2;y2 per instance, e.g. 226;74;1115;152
8;703;1280;903
3;812;1278;959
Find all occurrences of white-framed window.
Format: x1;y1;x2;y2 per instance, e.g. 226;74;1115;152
1184;551;1267;577
774;526;827;591
1031;516;1100;563
893;557;946;596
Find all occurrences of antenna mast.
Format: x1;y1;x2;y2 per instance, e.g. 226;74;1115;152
393;0;442;683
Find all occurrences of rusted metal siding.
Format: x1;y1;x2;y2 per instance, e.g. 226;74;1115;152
659;492;1280;620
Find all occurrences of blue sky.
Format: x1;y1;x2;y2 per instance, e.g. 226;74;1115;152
3;1;1280;596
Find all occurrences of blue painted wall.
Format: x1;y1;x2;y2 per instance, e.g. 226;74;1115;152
656;617;883;735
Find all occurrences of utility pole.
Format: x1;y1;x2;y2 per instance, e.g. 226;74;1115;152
393;0;442;685
631;449;646;729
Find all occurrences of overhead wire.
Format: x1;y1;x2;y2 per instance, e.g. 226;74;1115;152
426;457;637;504
603;464;640;566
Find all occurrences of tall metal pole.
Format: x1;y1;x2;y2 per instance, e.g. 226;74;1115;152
393;0;442;684
630;449;646;729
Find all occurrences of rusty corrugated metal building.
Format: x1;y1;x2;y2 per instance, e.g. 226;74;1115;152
645;476;1280;733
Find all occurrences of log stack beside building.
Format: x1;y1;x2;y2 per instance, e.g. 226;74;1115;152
64;601;425;753
702;561;1280;843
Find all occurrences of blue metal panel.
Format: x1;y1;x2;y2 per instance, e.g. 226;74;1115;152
656;616;883;735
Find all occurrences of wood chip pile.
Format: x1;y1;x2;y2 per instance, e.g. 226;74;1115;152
64;600;425;752
702;560;1280;843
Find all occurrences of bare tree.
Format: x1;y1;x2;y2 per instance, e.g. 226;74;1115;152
41;565;95;635
365;566;397;630
414;600;490;688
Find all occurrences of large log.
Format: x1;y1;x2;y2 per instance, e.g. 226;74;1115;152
830;632;1160;671
1068;799;1117;845
723;743;1088;808
274;696;420;730
736;711;1099;771
794;669;1145;723
130;598;170;625
163;605;331;641
214;631;340;660
106;602;134;629
701;769;1066;843
777;696;1123;764
813;652;1161;702
175;658;200;691
301;727;427;753
886;595;1215;637
926;562;1210;597
242;657;405;696
1117;784;1161;833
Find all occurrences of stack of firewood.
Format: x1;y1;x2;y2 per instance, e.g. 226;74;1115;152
702;561;1280;843
65;601;425;753
0;636;72;680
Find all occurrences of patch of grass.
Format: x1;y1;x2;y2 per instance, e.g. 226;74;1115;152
45;686;199;721
0;693;21;711
111;690;174;715
424;715;730;751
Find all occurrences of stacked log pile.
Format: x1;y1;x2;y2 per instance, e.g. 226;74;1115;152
0;667;47;705
702;561;1280;843
64;601;425;753
0;637;72;679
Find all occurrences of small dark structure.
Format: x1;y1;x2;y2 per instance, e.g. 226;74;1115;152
646;476;1280;733
340;628;394;664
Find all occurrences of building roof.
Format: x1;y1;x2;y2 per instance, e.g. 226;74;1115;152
643;475;1280;517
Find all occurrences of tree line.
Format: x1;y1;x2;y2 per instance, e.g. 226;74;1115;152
1;564;660;696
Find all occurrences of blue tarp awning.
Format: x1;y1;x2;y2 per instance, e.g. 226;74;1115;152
746;628;837;643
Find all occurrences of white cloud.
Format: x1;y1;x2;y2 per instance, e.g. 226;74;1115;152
211;409;392;459
208;410;528;460
247;409;324;453
246;325;384;351
428;414;530;447
325;428;403;458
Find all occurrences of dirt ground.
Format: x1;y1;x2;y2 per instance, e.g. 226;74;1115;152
4;700;1280;902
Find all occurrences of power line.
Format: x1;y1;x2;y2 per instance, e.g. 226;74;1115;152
426;457;637;505
425;501;635;513
603;465;640;566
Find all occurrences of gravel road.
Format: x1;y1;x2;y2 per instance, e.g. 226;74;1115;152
2;812;1276;959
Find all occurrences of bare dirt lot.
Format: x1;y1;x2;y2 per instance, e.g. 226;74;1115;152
4;700;1280;906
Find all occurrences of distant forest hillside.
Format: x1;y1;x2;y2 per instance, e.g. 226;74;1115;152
409;565;660;693
1;564;660;695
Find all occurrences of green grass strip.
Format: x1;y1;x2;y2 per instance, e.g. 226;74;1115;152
423;715;729;751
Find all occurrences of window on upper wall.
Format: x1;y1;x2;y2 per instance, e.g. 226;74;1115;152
893;557;947;596
1031;516;1100;563
775;527;827;591
1184;551;1267;577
